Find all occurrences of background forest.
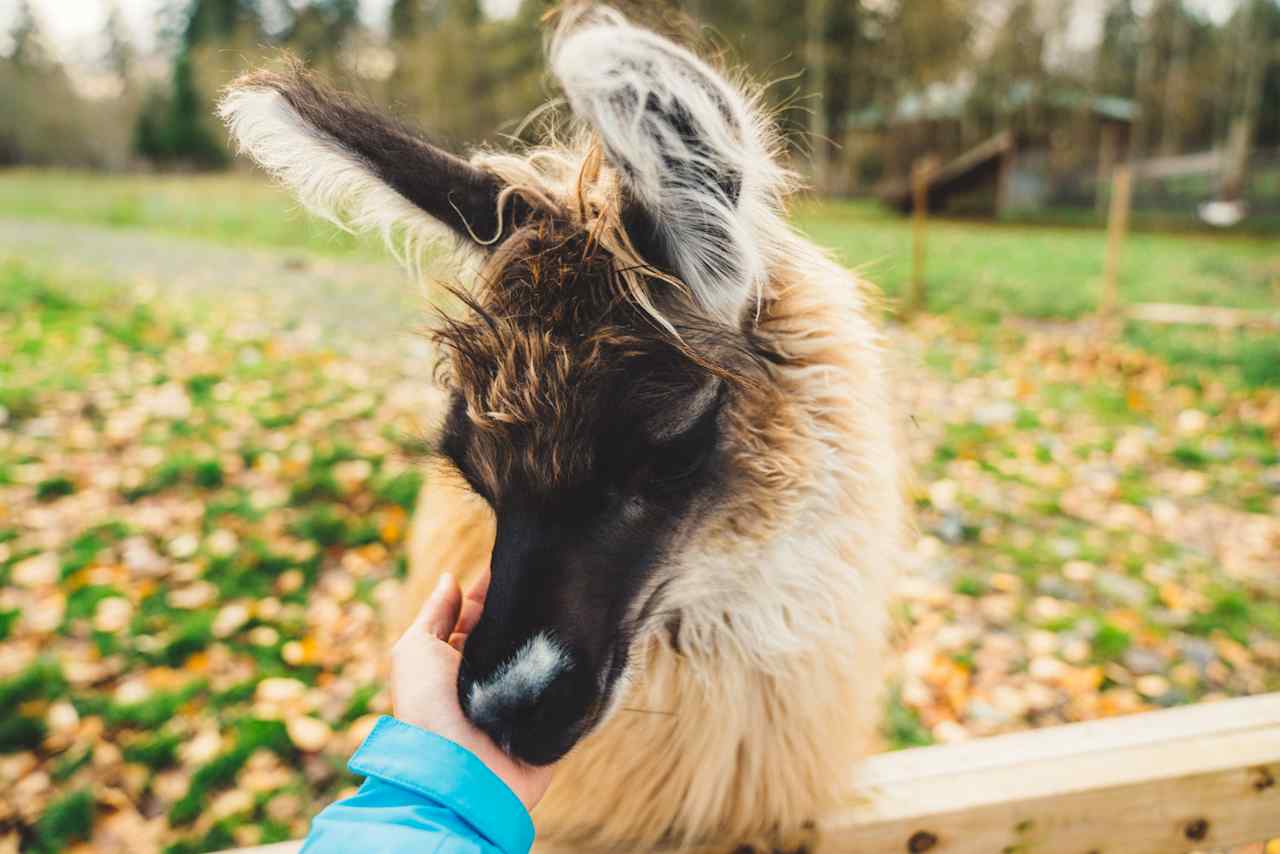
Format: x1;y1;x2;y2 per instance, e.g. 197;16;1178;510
2;0;1278;199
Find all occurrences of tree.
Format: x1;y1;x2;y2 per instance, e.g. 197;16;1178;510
385;0;544;146
286;0;359;68
133;46;228;167
184;0;262;46
102;0;134;85
1096;0;1141;97
6;0;46;68
132;0;269;166
390;0;446;42
0;0;107;166
806;0;831;189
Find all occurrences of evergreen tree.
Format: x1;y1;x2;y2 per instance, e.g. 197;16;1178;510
390;0;446;41
6;0;46;68
286;0;359;66
1096;0;1140;97
102;0;133;84
132;0;265;166
185;0;262;46
168;46;226;164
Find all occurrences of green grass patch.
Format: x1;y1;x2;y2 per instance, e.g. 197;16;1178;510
336;683;381;729
122;731;184;769
102;680;206;730
288;470;342;505
1092;623;1133;662
292;505;349;548
64;585;126;625
32;789;94;853
163;821;239;854
123;454;227;501
0;608;19;642
1172;443;1210;468
1187;588;1280;643
169;718;295;826
0;169;377;258
51;746;93;782
953;575;988;597
883;686;934;750
374;470;423;511
793;199;1278;325
35;475;76;502
1124;323;1280;389
0;659;67;710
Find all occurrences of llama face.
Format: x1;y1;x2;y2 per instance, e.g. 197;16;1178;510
219;7;783;764
433;222;756;763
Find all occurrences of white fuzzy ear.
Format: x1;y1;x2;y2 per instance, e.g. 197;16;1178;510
217;66;522;270
551;9;782;324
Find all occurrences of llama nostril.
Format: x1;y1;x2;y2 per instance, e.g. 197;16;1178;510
465;632;571;732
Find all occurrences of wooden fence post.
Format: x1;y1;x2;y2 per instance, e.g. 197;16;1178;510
909;156;940;317
1101;164;1133;318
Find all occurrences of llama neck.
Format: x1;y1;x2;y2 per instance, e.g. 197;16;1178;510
659;238;903;676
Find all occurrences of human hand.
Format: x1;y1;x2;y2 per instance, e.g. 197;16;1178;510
390;570;555;811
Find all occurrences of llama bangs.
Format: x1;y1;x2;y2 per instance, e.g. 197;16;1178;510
219;6;905;851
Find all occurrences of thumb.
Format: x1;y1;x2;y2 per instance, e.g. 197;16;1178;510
406;573;463;643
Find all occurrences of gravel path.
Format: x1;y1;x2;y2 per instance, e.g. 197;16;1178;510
0;217;421;343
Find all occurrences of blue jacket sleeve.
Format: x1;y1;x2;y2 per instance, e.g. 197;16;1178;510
301;716;536;854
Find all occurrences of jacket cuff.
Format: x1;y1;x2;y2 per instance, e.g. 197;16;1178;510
349;716;535;854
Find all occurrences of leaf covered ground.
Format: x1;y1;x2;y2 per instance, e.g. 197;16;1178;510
0;219;1277;851
1;264;432;852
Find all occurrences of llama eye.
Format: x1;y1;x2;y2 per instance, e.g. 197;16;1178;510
652;444;707;483
641;430;715;492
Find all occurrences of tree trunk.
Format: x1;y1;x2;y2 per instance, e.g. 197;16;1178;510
806;0;830;193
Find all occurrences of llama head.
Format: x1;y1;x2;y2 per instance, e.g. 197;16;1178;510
218;7;786;765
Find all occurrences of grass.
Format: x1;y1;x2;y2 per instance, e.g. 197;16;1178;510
0;169;376;258
4;168;1274;384
791;198;1278;323
32;789;94;853
792;199;1279;387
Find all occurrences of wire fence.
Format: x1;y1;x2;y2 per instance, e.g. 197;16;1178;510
1021;148;1280;228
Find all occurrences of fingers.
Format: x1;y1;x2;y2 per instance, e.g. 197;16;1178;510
456;596;484;638
452;570;490;645
464;568;490;608
401;570;487;651
412;573;462;642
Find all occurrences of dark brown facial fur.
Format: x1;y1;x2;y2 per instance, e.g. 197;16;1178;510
430;219;759;763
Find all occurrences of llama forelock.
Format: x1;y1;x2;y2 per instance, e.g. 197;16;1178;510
431;215;763;498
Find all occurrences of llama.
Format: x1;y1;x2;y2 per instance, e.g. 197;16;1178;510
218;7;904;851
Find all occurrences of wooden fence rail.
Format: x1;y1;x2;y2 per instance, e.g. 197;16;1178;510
226;692;1280;853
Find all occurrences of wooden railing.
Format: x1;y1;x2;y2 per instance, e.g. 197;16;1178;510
227;692;1280;853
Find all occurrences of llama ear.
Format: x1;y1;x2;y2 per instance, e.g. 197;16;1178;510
551;10;776;324
217;62;525;265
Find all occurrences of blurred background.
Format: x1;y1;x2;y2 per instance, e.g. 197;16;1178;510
0;1;1277;852
2;0;1280;224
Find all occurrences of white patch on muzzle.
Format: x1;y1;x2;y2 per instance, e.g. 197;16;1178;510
468;632;570;724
